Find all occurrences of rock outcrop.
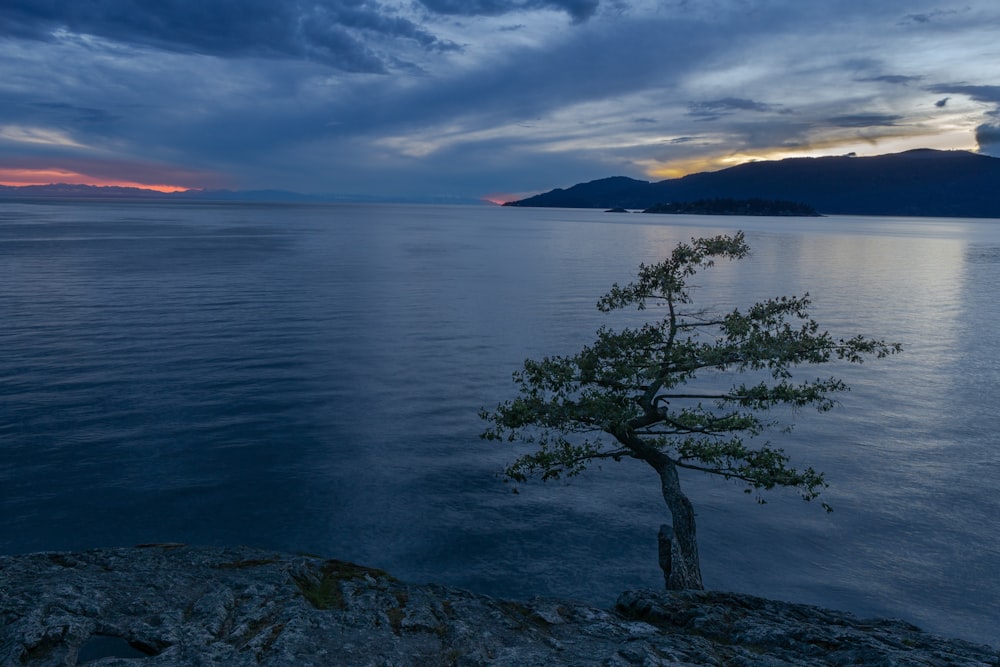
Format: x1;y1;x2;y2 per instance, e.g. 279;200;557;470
1;545;996;666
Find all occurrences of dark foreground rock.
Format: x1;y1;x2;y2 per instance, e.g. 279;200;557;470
1;545;996;666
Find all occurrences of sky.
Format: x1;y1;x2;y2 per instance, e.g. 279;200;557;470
1;1;999;202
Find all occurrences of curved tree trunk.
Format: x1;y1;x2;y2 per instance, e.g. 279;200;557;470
654;460;703;590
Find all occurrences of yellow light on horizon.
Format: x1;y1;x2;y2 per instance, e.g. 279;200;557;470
643;133;979;181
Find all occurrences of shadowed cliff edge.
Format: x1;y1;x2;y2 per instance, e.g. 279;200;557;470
1;545;997;666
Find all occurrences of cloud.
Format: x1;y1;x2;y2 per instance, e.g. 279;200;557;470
899;8;962;25
858;75;923;85
927;84;1000;104
687;98;781;119
0;1;458;73
29;102;121;126
827;113;904;128
928;83;1000;125
975;124;1000;156
331;14;729;137
0;125;87;148
417;0;600;22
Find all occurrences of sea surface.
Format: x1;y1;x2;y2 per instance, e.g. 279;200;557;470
1;200;997;647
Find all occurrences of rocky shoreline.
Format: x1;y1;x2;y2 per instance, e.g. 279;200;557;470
1;545;996;666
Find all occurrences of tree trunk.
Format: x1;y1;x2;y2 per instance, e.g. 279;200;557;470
655;461;704;590
657;524;672;589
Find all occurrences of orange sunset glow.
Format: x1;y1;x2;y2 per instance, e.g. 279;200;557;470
482;193;535;205
0;168;192;193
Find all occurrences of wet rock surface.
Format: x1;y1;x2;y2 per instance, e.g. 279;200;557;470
1;545;996;666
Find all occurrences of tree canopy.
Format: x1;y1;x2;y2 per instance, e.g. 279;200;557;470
481;232;900;589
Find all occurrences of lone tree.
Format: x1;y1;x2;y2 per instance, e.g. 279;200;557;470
481;232;900;590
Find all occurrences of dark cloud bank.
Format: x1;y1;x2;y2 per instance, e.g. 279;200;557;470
0;0;600;72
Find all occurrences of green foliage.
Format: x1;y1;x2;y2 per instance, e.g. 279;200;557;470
481;232;901;503
291;559;396;610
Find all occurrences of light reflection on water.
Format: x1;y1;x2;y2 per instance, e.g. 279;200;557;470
0;201;997;647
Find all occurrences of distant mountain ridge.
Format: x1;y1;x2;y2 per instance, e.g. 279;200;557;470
0;183;329;202
0;184;487;205
505;149;1000;217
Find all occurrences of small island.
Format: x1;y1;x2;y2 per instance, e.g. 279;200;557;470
643;198;821;216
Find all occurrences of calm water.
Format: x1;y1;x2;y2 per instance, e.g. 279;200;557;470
1;200;997;647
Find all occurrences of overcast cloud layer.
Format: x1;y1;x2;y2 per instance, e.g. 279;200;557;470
1;0;998;199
